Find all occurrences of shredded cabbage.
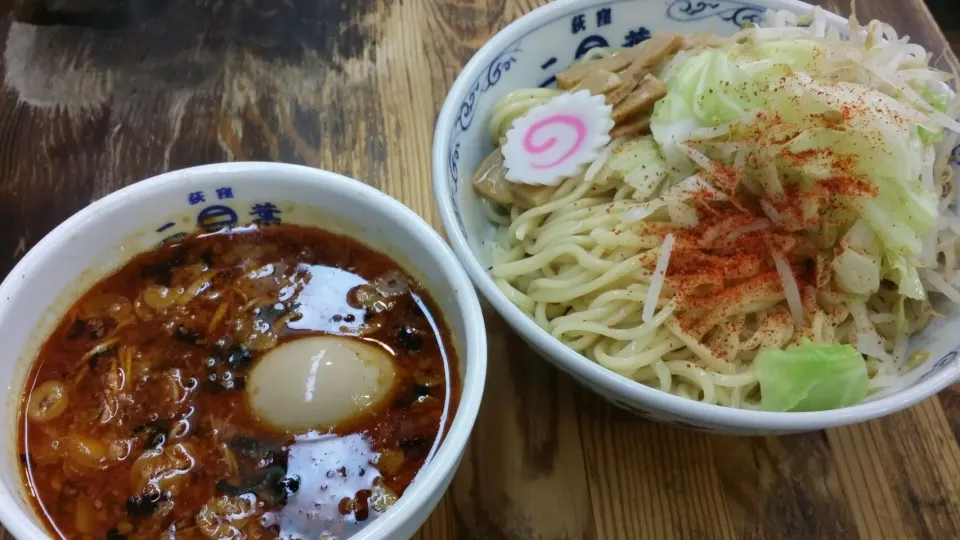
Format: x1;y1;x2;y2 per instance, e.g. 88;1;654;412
650;25;950;299
915;81;951;144
607;138;668;199
833;220;882;295
755;342;869;412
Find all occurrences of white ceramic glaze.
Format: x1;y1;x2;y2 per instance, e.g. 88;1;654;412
0;163;487;540
433;0;960;435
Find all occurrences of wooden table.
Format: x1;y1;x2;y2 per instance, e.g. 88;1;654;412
1;0;959;538
927;0;960;53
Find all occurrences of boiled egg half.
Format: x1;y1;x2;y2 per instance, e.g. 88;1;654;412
246;336;396;431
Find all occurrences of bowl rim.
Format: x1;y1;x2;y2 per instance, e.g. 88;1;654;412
0;162;487;540
431;0;960;431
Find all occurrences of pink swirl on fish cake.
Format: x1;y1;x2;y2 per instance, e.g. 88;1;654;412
501;90;613;186
522;114;588;170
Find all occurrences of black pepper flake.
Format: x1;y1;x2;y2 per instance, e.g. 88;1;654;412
217;466;289;505
225;345;253;370
125;491;166;518
282;475;300;494
141;248;186;287
399;437;428;451
65;319;88;341
133;421;170;450
173;326;206;346
395;326;422;352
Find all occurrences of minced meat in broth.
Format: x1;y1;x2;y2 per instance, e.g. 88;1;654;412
19;224;461;539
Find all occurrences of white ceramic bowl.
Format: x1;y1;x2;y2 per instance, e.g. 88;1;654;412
433;0;960;435
0;163;486;539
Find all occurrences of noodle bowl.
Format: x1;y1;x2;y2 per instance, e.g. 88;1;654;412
434;0;960;428
481;10;957;410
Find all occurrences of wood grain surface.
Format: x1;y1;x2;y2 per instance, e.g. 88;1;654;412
1;0;959;539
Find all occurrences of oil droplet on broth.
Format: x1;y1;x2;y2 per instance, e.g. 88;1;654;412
264;432;391;539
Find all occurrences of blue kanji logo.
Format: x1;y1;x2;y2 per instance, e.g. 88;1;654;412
539;57;558;88
623;27;651;47
596;8;612;27
187;191;206;205
575;35;610;60
571;14;586;34
216;187;234;200
251;203;282;224
197;205;238;232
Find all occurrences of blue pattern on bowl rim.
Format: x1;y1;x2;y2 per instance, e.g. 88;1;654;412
149;186;285;245
666;0;764;26
442;0;960;432
446;0;769;240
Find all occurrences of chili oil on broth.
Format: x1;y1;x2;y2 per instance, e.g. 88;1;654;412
18;223;461;540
